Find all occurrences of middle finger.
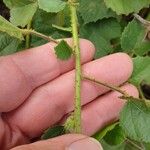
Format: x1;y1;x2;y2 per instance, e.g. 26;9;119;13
4;53;133;138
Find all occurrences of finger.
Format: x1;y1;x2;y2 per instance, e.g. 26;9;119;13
81;84;139;135
0;39;95;112
11;134;103;150
4;53;133;138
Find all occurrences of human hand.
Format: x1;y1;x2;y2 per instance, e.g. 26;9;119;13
0;39;138;150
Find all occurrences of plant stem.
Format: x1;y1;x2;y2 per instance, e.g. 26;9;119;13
126;138;144;150
69;0;82;133
21;29;59;44
83;76;129;97
138;85;146;100
134;14;150;26
25;21;32;49
52;24;72;32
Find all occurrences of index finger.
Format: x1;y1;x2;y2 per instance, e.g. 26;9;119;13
0;39;95;112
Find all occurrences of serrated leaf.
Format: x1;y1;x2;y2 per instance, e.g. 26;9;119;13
38;0;66;13
0;15;23;40
41;126;65;140
104;0;150;15
134;40;150;56
92;35;113;58
31;9;70;47
130;56;150;86
54;40;73;60
3;0;36;8
0;33;20;56
120;97;150;143
79;0;115;24
10;2;38;27
104;124;125;145
101;140;125;150
80;18;121;58
4;0;38;27
93;122;119;141
121;20;146;53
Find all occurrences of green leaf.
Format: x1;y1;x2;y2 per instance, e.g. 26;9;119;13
104;124;125;145
41;126;65;140
101;140;125;150
11;3;37;27
93;122;119;141
4;0;38;27
31;9;70;47
54;40;73;60
0;15;23;40
3;0;36;8
79;0;115;24
120;97;150;143
144;143;150;149
104;0;150;15
92;36;113;58
38;0;66;13
130;56;150;86
121;20;146;53
80;18;121;58
134;40;150;56
0;33;20;56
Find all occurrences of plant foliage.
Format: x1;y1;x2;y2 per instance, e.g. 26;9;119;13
1;0;150;149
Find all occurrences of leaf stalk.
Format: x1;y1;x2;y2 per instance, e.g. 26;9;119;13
21;29;59;44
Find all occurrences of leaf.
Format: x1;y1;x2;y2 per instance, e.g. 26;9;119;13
130;56;150;86
38;0;66;13
54;40;73;60
80;18;121;58
4;0;38;27
121;20;146;53
104;0;150;15
144;143;150;149
93;122;119;140
79;0;115;24
41;126;65;140
3;0;36;8
31;9;70;47
120;97;150;143
0;33;20;56
0;15;23;40
10;3;38;27
134;40;150;56
92;35;113;58
104;124;125;145
101;140;125;150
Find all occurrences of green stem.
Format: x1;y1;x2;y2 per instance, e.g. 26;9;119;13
21;29;59;44
83;76;129;97
138;85;146;100
69;0;81;133
126;138;144;150
134;14;150;26
25;21;32;49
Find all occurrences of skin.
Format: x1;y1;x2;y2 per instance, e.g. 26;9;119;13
0;39;139;150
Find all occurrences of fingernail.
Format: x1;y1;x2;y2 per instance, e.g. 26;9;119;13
67;137;103;150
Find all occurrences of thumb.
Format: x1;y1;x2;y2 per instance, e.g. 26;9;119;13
11;134;103;150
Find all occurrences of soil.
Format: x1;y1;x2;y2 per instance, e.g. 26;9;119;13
0;1;10;19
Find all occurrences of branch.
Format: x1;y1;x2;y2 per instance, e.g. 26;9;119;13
83;76;130;97
126;138;144;150
21;29;59;44
134;14;150;26
25;21;32;49
69;0;82;133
